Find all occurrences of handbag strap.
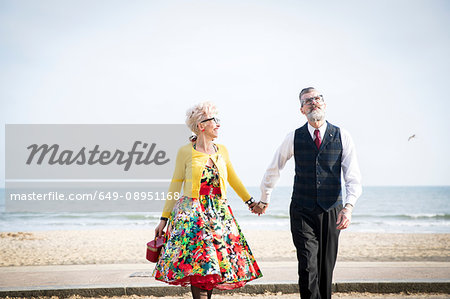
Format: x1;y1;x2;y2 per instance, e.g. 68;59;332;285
155;232;165;243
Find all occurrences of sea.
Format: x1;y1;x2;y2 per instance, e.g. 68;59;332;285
0;186;449;233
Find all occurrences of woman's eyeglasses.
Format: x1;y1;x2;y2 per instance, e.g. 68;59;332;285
200;117;220;124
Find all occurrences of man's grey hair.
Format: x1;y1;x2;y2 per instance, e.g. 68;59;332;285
299;87;316;106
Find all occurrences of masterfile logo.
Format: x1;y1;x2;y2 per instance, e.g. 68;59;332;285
5;124;191;212
26;141;170;171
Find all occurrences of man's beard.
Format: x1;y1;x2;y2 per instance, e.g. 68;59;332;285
307;108;325;122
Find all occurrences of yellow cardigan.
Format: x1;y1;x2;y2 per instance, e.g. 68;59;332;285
161;143;251;218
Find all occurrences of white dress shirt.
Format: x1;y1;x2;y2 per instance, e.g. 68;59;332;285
260;122;362;207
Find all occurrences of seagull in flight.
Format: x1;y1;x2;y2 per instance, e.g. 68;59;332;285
408;134;416;141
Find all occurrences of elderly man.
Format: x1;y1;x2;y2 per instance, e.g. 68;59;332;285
254;87;362;299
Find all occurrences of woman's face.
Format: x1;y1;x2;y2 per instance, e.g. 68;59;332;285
198;115;220;139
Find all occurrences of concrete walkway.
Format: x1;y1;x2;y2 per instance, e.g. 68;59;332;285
0;261;449;297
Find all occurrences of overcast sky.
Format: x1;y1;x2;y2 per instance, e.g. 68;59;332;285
1;0;449;187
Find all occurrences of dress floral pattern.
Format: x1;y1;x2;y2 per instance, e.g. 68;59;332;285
153;163;262;290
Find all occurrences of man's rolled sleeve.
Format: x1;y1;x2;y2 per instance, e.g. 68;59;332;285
340;128;362;207
260;132;294;203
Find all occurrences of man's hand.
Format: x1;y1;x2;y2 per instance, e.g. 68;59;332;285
252;201;269;216
336;206;352;230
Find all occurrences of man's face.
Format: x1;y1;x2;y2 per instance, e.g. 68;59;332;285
300;90;326;122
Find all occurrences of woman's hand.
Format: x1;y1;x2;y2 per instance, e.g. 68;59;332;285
155;219;167;237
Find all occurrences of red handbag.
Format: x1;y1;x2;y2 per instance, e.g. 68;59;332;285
146;234;165;263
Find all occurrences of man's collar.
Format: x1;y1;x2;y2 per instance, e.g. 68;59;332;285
307;121;327;138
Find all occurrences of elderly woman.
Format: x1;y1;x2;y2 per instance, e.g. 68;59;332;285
153;102;262;299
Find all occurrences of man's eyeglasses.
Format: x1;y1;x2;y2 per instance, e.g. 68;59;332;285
200;117;220;124
302;95;324;106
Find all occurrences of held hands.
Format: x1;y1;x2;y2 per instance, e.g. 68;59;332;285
251;201;269;216
244;197;268;216
336;205;353;230
154;219;167;238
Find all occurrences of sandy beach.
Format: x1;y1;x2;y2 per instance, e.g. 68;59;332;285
3;293;449;299
0;229;449;266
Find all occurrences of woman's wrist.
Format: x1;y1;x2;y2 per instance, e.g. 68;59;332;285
245;197;255;206
160;217;168;222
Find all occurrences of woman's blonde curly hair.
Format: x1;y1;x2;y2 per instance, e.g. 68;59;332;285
185;101;218;136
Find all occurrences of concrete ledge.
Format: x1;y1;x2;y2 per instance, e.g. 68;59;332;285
335;282;450;294
0;286;127;298
1;282;449;298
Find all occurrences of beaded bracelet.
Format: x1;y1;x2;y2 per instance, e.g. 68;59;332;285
245;197;255;206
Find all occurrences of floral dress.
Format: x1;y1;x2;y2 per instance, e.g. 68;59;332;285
153;163;262;290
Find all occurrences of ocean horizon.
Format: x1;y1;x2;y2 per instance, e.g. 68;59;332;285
1;186;449;233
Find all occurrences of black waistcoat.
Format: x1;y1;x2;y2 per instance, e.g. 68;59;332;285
292;121;343;211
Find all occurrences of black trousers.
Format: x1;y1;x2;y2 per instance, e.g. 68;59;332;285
290;203;341;299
